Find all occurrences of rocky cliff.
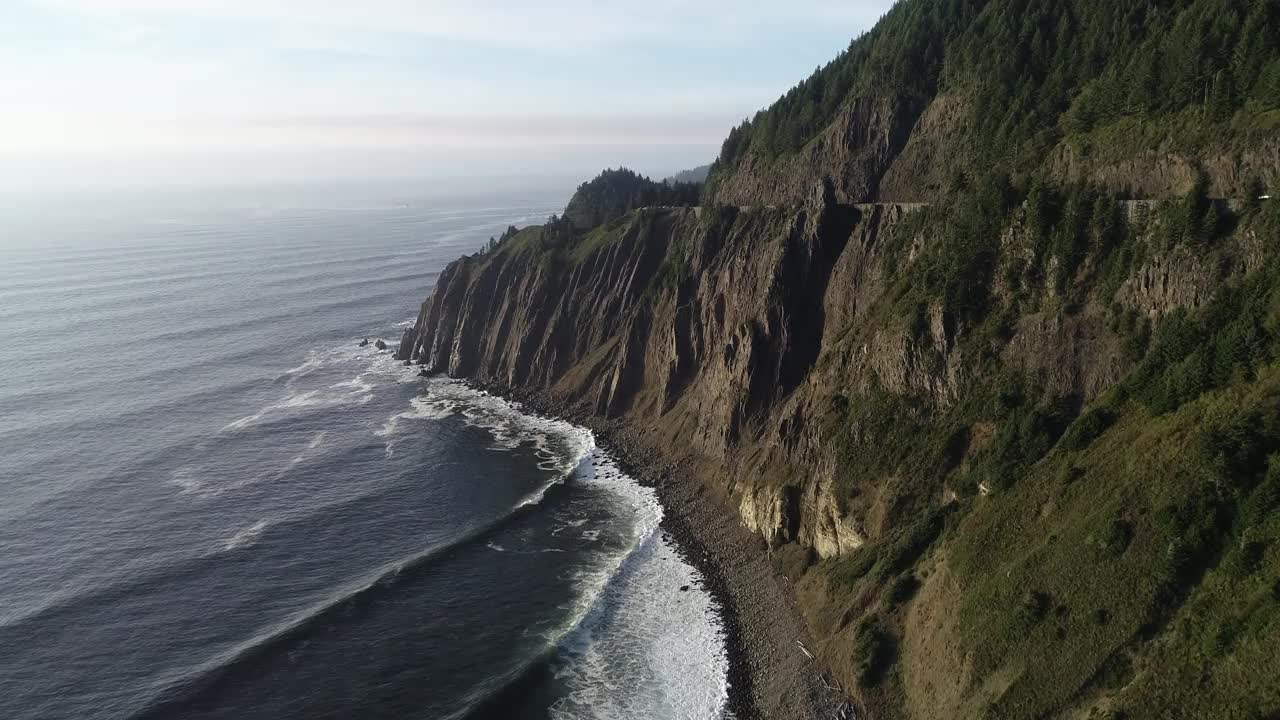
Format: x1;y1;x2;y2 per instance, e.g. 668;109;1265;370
396;0;1280;714
399;166;1280;717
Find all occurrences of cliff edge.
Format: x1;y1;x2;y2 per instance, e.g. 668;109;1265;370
397;0;1280;717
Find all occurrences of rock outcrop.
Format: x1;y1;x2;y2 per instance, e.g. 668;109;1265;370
706;95;931;207
398;186;1219;561
397;176;1277;717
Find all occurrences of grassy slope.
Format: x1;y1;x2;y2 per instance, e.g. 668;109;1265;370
802;195;1280;718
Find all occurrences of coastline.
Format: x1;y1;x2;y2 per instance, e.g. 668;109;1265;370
480;382;850;720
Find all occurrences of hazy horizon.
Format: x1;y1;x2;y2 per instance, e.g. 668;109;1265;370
1;0;896;192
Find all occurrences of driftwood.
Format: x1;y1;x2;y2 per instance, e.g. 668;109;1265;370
796;639;814;659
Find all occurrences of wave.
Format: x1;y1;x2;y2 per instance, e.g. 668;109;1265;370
0;263;438;334
277;341;405;385
486;542;566;554
373;378;597;476
447;445;727;720
126;482;574;720
0;344;291;413
0;236;445;303
222;520;271;551
373;395;455;438
0;553;222;636
405;385;729;720
403;379;595;474
222;374;375;433
543;455;729;720
108;288;414;351
547;532;729;720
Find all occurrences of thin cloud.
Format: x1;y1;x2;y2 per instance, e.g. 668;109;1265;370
3;0;895;189
32;0;892;51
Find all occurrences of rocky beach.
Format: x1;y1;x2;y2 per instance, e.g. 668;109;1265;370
477;382;850;720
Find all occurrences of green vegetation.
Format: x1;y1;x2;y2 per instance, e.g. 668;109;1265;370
711;0;1280;187
941;372;1280;720
453;3;1280;717
564;168;699;230
852;616;894;687
807;183;1280;716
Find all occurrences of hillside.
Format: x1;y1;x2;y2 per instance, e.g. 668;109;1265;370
562;168;700;230
397;1;1280;718
707;0;1279;205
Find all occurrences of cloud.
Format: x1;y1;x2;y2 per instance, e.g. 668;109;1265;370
0;110;731;158
2;0;896;179
31;0;891;51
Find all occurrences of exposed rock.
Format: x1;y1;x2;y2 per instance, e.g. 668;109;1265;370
396;195;1220;560
1049;137;1280;200
395;191;1260;716
374;339;388;351
707;95;926;206
359;338;370;347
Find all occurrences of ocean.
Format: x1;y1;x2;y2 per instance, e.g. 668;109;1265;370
0;183;729;720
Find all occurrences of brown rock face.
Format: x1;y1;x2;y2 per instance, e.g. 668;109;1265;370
396;181;1268;716
397;189;1232;561
707;88;1276;208
1049;137;1280;199
707;95;928;207
400;187;901;554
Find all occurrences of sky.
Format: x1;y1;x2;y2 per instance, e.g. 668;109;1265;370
0;1;896;192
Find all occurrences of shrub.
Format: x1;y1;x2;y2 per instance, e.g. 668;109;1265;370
1062;407;1117;451
1017;590;1053;627
1090;515;1134;559
1197;407;1275;487
888;574;921;607
1058;462;1087;484
1239;457;1280;529
852;617;893;687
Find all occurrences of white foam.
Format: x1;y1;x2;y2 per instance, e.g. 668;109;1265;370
516;477;563;509
374;395;457;439
222;376;374;433
211;350;727;718
284;353;324;377
169;466;203;494
547;531;728;720
410;379;595;475
546;450;727;720
398;383;728;720
542;450;727;720
486;541;565;555
222;520;270;551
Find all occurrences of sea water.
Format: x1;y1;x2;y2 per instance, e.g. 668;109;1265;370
0;182;728;720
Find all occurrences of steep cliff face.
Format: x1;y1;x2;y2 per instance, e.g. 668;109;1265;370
400;179;1280;718
1049;136;1280;199
396;0;1280;711
708;88;1276;207
401;185;923;555
705;96;936;206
